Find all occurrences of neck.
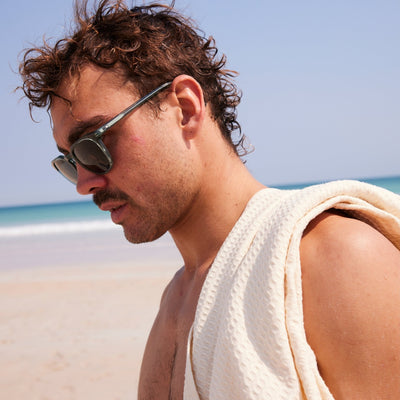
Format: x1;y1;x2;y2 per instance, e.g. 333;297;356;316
169;151;265;273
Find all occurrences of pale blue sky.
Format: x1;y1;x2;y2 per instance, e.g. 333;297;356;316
2;0;399;207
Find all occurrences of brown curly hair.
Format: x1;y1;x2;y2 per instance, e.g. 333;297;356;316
19;0;248;156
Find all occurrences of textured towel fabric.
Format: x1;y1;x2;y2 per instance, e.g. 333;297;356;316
183;180;400;400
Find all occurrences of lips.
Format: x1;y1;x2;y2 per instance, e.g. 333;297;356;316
110;204;127;224
98;202;127;224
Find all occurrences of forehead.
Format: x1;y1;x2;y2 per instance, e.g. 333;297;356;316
51;65;136;149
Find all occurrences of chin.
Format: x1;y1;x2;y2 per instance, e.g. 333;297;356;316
122;224;167;244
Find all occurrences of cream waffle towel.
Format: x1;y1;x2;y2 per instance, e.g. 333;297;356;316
184;180;400;400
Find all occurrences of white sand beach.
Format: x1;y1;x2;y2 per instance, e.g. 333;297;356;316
0;230;181;400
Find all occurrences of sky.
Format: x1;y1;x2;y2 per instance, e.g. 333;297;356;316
1;0;399;207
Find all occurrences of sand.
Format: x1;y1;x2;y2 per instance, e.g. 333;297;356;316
0;232;181;400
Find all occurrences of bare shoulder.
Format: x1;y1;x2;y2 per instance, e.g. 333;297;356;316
300;210;400;289
160;266;185;307
300;210;400;400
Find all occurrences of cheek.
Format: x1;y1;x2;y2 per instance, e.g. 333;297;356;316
129;135;146;145
112;132;145;166
112;121;188;188
111;136;157;185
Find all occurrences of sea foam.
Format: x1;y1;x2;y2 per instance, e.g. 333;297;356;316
0;219;119;238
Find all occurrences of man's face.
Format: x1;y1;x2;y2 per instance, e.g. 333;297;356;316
51;64;199;243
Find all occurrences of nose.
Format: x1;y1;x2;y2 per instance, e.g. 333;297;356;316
75;164;107;195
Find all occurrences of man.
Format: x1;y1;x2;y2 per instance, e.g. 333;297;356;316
19;1;400;399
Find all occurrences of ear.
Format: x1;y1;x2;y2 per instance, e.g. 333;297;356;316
170;75;205;139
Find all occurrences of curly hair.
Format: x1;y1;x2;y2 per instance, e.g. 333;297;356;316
19;0;248;156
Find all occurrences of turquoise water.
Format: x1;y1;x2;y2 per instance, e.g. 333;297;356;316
0;200;106;227
0;198;180;270
0;199;112;238
274;176;400;194
0;176;398;270
1;175;399;238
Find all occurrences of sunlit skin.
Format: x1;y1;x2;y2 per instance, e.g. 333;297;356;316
51;64;400;400
301;211;400;400
51;64;265;399
52;68;202;245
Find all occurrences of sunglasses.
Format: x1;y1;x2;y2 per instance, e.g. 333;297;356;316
51;81;172;184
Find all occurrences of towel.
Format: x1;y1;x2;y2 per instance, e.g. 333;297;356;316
184;180;400;399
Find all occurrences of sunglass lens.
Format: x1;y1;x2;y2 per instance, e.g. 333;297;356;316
52;158;78;184
73;139;111;173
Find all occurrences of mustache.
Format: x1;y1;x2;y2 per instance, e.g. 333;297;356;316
93;189;130;207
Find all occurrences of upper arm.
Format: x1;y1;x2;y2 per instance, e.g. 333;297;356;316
300;211;400;400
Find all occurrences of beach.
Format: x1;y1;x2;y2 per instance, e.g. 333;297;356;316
1;176;399;399
0;225;182;400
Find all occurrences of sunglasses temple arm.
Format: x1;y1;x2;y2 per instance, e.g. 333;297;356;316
96;81;172;136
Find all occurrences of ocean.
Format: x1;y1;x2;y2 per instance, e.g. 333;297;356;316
1;176;399;270
0;198;182;271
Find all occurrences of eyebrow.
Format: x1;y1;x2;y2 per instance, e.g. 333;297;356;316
56;115;108;154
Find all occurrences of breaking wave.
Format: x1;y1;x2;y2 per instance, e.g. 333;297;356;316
0;219;119;238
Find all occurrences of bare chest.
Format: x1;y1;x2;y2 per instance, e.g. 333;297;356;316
138;276;203;400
